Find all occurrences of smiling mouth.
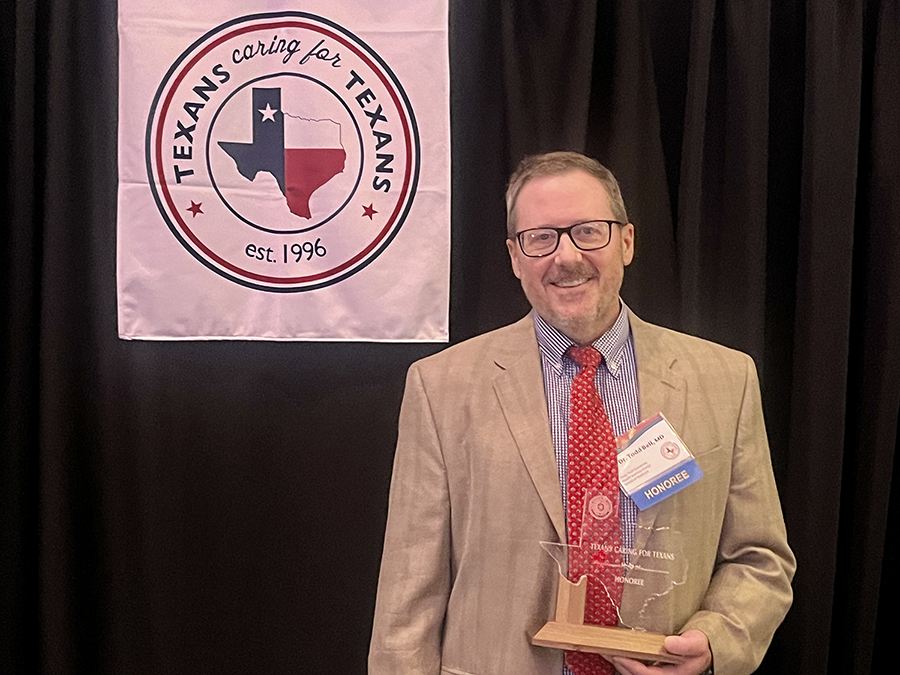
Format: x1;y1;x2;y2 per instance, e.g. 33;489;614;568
549;271;598;288
546;263;599;289
552;278;590;288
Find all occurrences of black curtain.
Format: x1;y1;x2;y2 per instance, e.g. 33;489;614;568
3;1;898;673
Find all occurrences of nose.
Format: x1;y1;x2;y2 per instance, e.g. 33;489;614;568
553;230;583;264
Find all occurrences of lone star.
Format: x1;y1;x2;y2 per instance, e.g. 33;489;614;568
362;203;378;219
187;201;203;217
258;103;278;122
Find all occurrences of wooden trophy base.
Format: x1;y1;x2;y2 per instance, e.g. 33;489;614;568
531;574;684;665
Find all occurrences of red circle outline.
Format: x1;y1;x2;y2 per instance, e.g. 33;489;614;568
152;19;414;286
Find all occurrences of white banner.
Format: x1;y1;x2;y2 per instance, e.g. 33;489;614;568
117;1;449;341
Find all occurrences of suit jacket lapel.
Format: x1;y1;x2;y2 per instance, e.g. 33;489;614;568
630;311;686;553
615;311;689;628
491;315;567;544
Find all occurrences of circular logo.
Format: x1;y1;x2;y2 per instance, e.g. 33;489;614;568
588;494;614;520
660;442;681;460
146;13;420;291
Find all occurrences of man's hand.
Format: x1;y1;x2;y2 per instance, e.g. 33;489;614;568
612;630;712;675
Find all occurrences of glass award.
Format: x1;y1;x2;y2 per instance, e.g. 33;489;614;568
532;482;688;664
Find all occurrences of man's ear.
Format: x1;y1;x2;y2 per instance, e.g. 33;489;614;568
507;238;522;279
621;223;635;266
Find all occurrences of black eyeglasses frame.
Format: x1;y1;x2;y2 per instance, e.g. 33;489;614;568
514;220;623;258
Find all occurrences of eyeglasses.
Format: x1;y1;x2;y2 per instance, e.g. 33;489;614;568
514;220;622;257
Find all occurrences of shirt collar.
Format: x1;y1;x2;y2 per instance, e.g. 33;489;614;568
533;302;632;377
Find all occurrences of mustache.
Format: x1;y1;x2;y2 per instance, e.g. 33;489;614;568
544;263;598;284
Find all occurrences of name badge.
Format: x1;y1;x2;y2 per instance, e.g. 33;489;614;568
616;413;702;510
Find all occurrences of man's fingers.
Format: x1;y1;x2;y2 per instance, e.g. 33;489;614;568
663;630;709;657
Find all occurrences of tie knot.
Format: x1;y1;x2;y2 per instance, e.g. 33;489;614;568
568;345;602;370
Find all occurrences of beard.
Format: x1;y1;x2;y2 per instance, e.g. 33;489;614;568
524;260;624;344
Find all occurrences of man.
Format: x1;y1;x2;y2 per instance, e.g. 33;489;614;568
369;152;795;675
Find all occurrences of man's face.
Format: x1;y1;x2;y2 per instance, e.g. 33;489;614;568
506;169;634;344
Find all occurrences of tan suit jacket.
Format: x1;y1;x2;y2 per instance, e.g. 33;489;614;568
369;311;795;675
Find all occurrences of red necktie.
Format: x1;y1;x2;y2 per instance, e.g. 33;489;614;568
565;345;622;675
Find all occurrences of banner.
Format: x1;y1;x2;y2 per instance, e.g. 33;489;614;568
117;1;449;341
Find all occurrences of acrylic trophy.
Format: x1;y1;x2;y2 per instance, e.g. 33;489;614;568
532;483;687;664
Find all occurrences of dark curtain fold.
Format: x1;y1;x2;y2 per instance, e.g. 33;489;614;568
782;0;866;671
2;1;40;674
830;0;900;670
501;0;599;160
2;0;898;673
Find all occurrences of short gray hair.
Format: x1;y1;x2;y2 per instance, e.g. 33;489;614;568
505;151;628;238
